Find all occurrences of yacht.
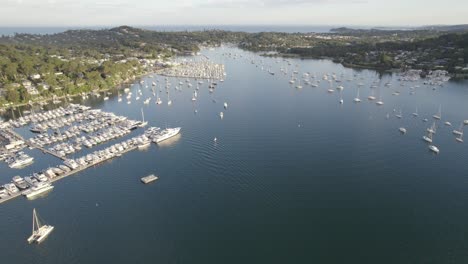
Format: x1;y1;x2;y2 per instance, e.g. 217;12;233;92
154;127;181;143
456;134;464;143
354;88;361;103
224;102;228;109
220;112;224;119
412;107;419;117
4;183;19;194
23;182;54;199
12;176;30;190
27;209;54;244
399;127;407;134
464;120;468;125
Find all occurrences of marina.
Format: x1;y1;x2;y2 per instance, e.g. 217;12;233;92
0;103;181;205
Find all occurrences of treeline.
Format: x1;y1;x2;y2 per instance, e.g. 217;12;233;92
0;43;142;105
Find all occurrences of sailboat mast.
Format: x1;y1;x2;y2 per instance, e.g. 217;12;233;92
32;209;36;234
141;108;145;123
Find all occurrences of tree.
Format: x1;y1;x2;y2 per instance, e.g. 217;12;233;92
5;87;19;103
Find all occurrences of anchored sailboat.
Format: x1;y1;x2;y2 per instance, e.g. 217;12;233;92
27;208;54;244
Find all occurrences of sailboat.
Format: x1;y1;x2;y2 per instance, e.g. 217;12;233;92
192;91;197;101
423;132;433;143
427;122;437;134
367;89;376;100
353;88;361;102
433;105;441;120
167;91;172;106
395;109;403;119
339;91;343;104
412;107;418;117
27;209;54;244
456;133;464;143
140;108;148;127
155;90;162;105
453;122;464;136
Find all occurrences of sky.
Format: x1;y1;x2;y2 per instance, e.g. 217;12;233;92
0;0;467;27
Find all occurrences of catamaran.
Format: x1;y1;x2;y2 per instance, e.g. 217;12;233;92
27;209;54;244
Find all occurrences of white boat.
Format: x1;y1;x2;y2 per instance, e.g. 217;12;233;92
433;105;442;120
464;120;468;125
103;96;109;101
220;112;224;119
453;122;464;136
336;85;344;91
428;145;440;154
368;89;376;100
427;122;437;134
27;209;54;244
399;127;407;134
376;100;384;106
23;183;54;199
353;88;361;103
423;133;433;143
412;107;419;117
154;127;181;143
224;102;228;109
140;108;148;127
9;155;34;169
395;109;402;119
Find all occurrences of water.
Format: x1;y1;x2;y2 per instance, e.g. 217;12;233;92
0;25;338;36
1;46;468;263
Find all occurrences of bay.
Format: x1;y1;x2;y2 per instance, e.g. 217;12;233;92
1;46;468;263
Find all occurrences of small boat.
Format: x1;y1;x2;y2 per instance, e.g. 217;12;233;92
219;112;224;119
428;145;439;154
445;121;452;126
103;96;109;101
224;102;228;109
27;209;54;244
399;127;407;134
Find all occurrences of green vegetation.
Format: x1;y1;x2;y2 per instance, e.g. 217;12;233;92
1;25;467;107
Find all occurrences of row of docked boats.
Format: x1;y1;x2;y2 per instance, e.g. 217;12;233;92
1;174;54;201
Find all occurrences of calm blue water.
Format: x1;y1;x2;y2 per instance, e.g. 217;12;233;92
0;25;337;36
1;46;468;263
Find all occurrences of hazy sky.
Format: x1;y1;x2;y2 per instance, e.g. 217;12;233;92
1;0;467;27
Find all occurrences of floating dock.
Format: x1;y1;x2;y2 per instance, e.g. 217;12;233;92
141;174;159;184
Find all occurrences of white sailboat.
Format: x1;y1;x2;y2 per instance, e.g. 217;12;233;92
367;89;376;100
167;91;172;106
412;107;418;117
433;105;441;120
140;108;148;127
156;90;162;105
453;122;464;136
27;209;54;244
427;122;437;134
353;88;361;103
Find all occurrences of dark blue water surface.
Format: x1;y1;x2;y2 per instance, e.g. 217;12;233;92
1;47;468;264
